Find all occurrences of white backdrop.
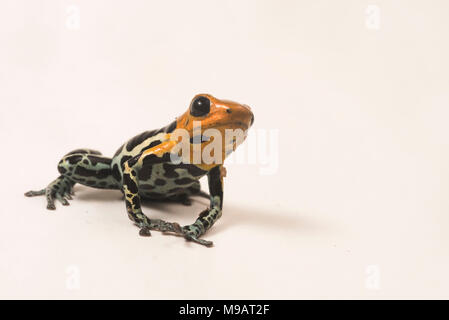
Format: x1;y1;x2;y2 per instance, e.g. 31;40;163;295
1;0;449;299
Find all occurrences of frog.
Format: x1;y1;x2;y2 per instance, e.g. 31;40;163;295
25;94;254;247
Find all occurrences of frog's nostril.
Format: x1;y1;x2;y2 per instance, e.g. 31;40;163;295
250;114;254;126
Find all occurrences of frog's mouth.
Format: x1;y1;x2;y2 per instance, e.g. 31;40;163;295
234;121;249;131
207;122;249;132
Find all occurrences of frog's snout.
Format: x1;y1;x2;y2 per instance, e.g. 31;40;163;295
243;104;254;127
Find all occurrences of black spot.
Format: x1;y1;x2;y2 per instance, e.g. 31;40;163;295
201;219;210;229
127;155;139;168
74;166;96;177
140;184;154;190
97;168;111;179
177;163;208;177
199;210;209;219
125;130;158;152
86;180;97;186
141;153;171;167
72;166;110;179
190;135;202;144
174;178;195;185
88;155;112;166
162;163;180;178
154;179;167;186
131;196;141;210
138;166;152;181
123;174;138;194
120;155;132;170
67;155;83;165
189;134;210;144
83;159;89;165
58;167;67;174
141;140;162;153
131;170;136;177
99;181;107;187
163;120;177;133
112;164;121;182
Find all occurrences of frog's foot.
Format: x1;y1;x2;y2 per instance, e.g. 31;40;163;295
163;223;213;247
24;189;46;197
183;231;214;247
137;219;183;237
25;176;75;210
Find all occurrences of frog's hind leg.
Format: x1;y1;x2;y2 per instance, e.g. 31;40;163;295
57;150;119;190
25;149;119;210
25;175;75;210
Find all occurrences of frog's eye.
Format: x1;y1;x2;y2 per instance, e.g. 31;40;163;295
190;96;210;117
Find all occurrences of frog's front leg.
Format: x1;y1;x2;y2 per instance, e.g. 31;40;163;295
121;142;181;236
180;165;224;247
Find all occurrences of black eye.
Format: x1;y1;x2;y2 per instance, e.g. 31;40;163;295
190;96;210;117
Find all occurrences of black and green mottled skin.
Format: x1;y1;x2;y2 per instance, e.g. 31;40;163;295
25;120;223;247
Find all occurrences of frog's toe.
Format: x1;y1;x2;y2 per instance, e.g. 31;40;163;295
55;193;70;206
137;220;180;236
161;222;182;234
25;188;59;210
24;189;46;197
46;203;56;210
180;225;214;247
150;219;182;233
63;188;74;200
46;196;56;210
184;233;214;247
26;176;77;210
139;226;152;237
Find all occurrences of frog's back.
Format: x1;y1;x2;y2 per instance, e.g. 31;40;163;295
110;120;208;199
110;121;177;185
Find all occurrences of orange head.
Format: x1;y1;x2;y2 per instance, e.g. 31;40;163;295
175;94;254;166
177;94;254;132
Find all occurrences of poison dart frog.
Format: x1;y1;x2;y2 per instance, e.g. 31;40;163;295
25;94;254;247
